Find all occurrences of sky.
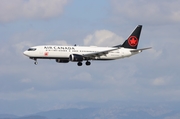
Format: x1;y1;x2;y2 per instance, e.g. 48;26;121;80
0;0;180;116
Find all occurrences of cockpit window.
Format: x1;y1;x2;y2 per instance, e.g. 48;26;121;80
28;48;36;51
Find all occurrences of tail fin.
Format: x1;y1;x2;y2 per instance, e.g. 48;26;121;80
122;25;142;49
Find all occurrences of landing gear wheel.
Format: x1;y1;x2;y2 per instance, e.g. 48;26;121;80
34;61;38;65
77;62;82;66
33;58;38;65
86;61;91;66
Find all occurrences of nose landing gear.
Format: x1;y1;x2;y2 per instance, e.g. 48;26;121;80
32;58;38;65
34;61;38;65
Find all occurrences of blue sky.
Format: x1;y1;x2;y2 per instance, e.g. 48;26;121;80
0;0;180;115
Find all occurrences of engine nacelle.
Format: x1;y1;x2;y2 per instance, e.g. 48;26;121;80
56;59;69;63
69;54;83;62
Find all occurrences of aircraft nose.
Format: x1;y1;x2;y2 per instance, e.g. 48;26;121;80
23;51;28;56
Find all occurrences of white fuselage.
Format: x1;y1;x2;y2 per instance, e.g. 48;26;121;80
23;25;150;66
23;45;136;60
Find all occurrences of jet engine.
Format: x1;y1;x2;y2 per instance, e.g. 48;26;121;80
69;54;83;62
56;59;69;63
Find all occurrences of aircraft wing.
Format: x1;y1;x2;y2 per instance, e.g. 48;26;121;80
82;48;118;59
130;47;152;53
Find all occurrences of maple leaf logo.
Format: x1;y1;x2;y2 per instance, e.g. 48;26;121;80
128;36;138;47
44;52;49;56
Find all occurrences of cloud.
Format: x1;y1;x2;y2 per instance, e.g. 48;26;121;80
21;78;32;83
9;30;70;58
72;72;92;82
152;77;167;86
26;87;35;92
13;41;33;57
111;0;180;24
0;0;69;22
46;40;70;46
152;77;169;86
83;30;124;46
146;48;162;60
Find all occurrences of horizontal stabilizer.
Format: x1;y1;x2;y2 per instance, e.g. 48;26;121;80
130;47;152;53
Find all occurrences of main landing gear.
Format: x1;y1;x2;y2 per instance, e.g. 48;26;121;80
77;62;82;66
77;61;91;66
86;61;91;66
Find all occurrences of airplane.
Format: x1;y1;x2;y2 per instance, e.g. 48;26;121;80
23;25;151;66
